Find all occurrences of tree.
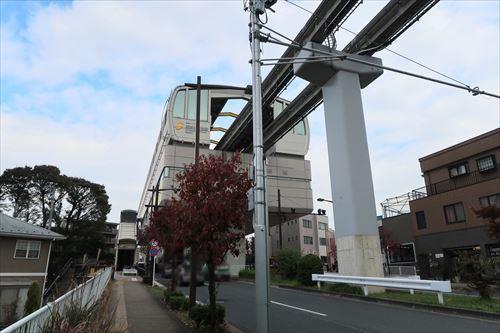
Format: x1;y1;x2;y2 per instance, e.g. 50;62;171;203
473;205;500;242
0;166;35;221
24;281;41;315
0;165;111;274
379;226;400;275
148;200;185;291
456;252;499;299
276;249;301;279
176;153;252;331
297;254;324;286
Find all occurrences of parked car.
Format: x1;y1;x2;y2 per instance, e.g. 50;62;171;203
201;264;231;281
178;263;205;286
123;266;138;276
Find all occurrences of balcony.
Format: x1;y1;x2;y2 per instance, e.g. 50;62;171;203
413;164;499;198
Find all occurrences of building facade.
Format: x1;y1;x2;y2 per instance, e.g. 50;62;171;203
0;213;64;327
270;213;334;266
115;210;138;271
408;128;499;278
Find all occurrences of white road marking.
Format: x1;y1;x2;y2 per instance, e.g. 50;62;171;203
270;301;327;317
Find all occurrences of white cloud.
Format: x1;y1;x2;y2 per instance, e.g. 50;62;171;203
1;0;499;227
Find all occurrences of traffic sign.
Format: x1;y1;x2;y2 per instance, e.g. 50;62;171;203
150;239;159;248
150;247;159;256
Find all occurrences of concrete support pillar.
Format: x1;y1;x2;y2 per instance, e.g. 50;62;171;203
322;70;384;279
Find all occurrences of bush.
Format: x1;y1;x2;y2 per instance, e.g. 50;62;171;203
163;290;184;303
326;283;363;295
238;268;255;279
189;304;208;328
169;295;187;310
297;254;323;286
276;249;301;279
456;253;500;299
188;304;225;328
24;281;41;315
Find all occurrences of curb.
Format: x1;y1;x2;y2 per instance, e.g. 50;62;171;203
276;284;500;321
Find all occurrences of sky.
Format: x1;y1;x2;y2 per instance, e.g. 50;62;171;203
1;0;499;228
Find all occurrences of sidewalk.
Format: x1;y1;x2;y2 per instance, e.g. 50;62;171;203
111;273;191;333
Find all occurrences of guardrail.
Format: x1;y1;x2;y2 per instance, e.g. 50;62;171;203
312;273;451;304
1;266;113;333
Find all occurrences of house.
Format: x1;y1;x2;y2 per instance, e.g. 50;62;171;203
381;128;499;279
409;128;499;279
0;213;65;326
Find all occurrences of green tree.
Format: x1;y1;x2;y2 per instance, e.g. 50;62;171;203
276;249;301;279
0;166;35;221
297;254;324;286
24;281;41;315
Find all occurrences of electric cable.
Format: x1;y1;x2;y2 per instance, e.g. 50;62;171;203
283;0;479;92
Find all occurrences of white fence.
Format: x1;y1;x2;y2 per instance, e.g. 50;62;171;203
1;266;113;333
312;273;451;304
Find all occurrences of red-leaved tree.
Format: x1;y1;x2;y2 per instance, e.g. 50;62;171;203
473;205;500;242
147;199;185;291
176;153;252;331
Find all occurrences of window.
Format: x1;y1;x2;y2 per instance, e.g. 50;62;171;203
319;238;326;246
444;203;466;224
172;90;186;118
273;101;284;118
293;121;305;135
448;162;468;178
476;155;496;172
187;90;209;121
389;243;416;263
303;236;313;245
14;240;41;259
318;222;328;230
479;194;500;207
415;211;427;230
302;219;312;228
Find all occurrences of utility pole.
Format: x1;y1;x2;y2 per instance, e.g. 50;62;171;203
278;189;283;250
189;75;202;308
248;1;272;331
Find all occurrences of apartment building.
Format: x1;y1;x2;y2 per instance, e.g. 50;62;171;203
270;213;334;266
408;128;499;278
101;222;118;264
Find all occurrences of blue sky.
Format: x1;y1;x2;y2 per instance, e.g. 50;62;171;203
1;1;499;225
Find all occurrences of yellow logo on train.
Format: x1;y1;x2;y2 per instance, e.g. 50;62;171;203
175;122;184;130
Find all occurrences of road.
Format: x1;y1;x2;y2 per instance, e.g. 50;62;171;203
155;275;499;333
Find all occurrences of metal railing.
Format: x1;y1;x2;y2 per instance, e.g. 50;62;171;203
2;267;113;333
413;164;500;199
386;265;417;277
312;273;451;304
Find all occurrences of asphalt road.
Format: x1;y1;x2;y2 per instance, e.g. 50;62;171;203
155;275;499;333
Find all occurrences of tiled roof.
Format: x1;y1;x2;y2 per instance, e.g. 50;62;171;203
0;213;65;240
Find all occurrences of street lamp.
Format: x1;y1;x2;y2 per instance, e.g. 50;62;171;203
317;198;334;204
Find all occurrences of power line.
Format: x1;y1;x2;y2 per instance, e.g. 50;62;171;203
264;36;500;98
283;0;475;91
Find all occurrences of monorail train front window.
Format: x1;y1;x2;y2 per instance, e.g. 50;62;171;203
187;89;209;121
294;121;305;135
173;90;186;118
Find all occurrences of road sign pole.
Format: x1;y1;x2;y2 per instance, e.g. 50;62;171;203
152;255;156;287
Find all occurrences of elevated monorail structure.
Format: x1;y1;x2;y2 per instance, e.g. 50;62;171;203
137;84;314;234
